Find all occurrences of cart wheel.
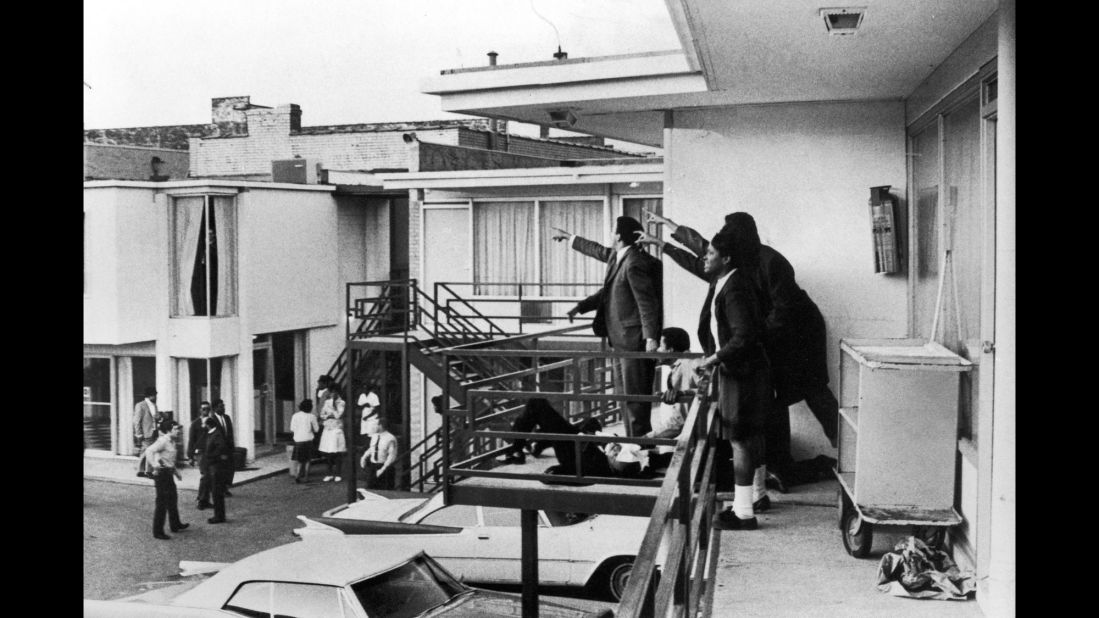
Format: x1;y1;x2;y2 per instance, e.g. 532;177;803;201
916;526;946;550
837;489;850;529
841;509;873;558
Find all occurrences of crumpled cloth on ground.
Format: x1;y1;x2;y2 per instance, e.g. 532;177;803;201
876;536;977;601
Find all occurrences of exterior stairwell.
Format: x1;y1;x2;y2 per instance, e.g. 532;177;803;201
340;280;535;493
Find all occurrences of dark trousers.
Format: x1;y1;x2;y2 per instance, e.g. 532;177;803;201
620;357;656;437
196;454;211;505
210;464;229;521
153;470;183;534
512;402;611;476
765;403;795;473
363;461;395;490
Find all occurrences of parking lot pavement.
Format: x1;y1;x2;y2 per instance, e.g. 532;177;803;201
83;474;616;615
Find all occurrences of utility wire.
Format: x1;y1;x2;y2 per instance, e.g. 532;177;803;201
528;0;561;49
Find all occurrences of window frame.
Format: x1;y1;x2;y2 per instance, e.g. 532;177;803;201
168;189;239;318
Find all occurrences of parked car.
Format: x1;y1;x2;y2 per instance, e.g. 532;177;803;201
294;489;656;601
83;538;611;618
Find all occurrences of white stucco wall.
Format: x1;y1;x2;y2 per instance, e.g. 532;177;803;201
239;188;340;335
83;186;164;345
664;101;909;455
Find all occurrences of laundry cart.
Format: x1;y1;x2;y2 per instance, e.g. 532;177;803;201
834;338;972;557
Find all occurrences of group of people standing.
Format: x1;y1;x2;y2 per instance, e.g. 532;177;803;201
287;375;397;489
550;209;839;531
133;388;236;539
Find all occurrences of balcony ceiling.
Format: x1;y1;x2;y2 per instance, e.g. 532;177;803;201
427;0;999;147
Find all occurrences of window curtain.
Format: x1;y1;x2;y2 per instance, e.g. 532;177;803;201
212;196;237;315
117;356;135;455
174;197;204;316
219;356;235;423
539;200;603;296
473;201;535;295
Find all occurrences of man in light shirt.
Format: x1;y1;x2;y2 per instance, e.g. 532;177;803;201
133;386;158;477
360;416;398;490
145;421;189;539
289;399;319;483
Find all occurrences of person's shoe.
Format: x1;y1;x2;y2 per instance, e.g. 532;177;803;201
196;502;211;510
753;495;771;512
766;471;789;493
502;451;525;465
136;471;147;478
207;517;226;524
153;533;171;540
171;523;190;532
713;508;758;530
334;476;342;482
223;489;232;497
323;476;333;482
294;478;301;484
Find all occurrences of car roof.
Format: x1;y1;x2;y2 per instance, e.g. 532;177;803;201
173;540;430;608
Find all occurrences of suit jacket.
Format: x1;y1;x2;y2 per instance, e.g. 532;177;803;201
133;400;157;440
202;429;232;468
697;269;769;378
187;417;208;460
674;225;828;395
572;237;662;350
213;412;235;449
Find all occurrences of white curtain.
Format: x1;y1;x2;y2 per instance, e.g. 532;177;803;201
212;196;237;315
539;200;604;297
174;197;204;316
176;359;192;452
220;356;236;425
473;201;535;295
117;357;135;455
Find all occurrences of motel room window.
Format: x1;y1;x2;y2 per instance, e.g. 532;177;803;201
171;194;237;317
83;357;113;451
623;197;663;257
472;198;605;297
908;78;991;442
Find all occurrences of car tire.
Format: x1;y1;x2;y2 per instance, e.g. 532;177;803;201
593;557;634;602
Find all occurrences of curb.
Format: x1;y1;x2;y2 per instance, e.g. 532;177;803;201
84;466;290;490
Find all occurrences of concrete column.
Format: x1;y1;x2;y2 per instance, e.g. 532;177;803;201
985;1;1015;616
154;192;176;439
235;190;256;463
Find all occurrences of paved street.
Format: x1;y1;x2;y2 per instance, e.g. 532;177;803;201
83;473;614;614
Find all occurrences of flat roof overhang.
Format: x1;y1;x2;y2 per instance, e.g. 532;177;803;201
378;163;663;191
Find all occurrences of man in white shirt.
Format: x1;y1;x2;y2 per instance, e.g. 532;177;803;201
289;399;320;483
360;416;398;490
145;421;189;539
358;385;381;444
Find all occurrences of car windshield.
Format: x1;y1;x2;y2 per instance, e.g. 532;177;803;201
544;511;593;526
350;555;468;618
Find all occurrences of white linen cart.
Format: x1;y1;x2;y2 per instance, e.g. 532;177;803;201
834;338;972;557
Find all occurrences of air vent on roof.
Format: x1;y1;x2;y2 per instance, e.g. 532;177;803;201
821;7;865;36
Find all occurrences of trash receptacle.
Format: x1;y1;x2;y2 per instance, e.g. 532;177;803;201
233;447;247;471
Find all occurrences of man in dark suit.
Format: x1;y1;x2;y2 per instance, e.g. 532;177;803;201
202;416;231;524
564;216;663;436
211;399;236;495
187;401;213;510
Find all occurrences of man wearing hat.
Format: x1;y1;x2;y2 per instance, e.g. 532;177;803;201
133;386;159;477
560;216;663;436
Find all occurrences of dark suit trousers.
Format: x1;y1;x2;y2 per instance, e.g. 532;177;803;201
196;455;211;505
211;464;229;520
153;470;183;534
620;357;655;437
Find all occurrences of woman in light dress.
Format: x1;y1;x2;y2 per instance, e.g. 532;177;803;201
317;383;347;482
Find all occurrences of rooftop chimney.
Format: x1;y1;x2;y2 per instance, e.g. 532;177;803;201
553;46;567;61
487;51;498;66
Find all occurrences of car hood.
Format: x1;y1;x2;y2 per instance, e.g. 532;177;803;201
421;589;612;618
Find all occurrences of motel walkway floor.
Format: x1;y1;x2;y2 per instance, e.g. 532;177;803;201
710;478;984;617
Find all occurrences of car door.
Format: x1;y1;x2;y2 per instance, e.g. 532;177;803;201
473;507;572;584
412;503;486;582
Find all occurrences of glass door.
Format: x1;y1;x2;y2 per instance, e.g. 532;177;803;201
83;357;113;452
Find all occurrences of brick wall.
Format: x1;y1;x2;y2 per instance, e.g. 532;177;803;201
84;144;189;180
84;124;209;150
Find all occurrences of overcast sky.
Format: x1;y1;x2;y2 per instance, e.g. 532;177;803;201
84;0;680;140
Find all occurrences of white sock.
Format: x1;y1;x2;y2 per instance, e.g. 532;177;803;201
733;484;755;519
753;465;767;502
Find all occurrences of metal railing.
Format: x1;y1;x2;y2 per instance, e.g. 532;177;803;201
435;281;601;336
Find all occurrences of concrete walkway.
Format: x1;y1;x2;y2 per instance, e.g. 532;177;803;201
84;448;290;492
710;478;983;617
